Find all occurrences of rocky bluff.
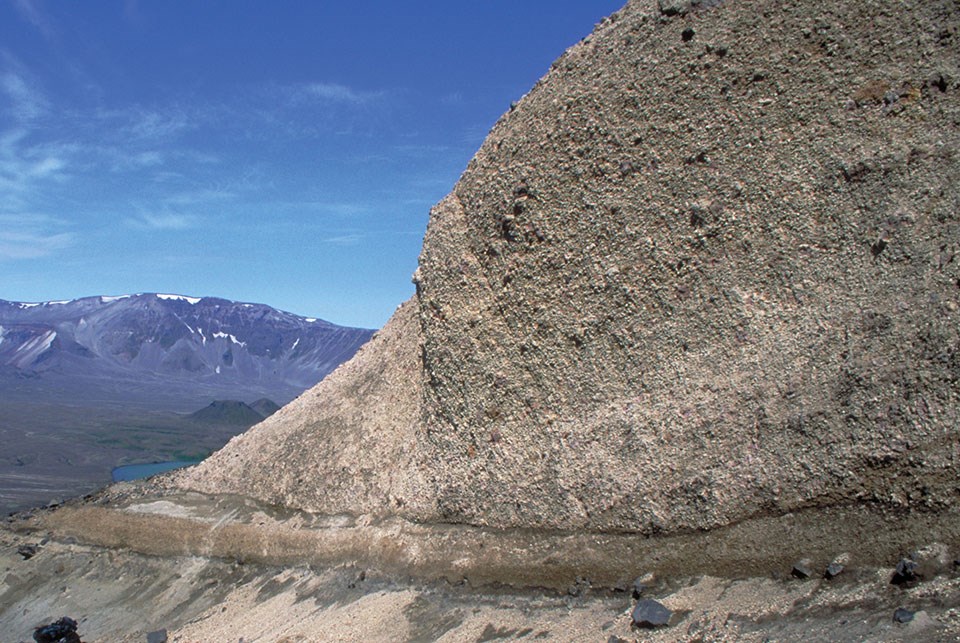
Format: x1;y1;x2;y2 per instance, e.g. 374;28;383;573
177;0;959;540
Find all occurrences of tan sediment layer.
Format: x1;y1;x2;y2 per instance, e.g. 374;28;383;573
20;492;960;589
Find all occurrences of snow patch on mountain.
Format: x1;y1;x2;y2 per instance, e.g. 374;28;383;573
13;330;56;368
213;332;246;347
157;294;202;304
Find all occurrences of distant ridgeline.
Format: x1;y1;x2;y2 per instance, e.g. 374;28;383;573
0;293;374;409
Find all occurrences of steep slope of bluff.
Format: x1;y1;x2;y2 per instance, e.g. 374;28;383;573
178;0;959;536
177;300;430;516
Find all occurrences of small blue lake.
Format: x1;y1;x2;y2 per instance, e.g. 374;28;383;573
111;460;199;482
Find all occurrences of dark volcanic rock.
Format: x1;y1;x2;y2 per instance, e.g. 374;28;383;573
824;562;844;579
631;599;672;628
18;543;39;560
146;629;168;643
33;616;81;643
792;560;813;579
893;607;915;624
892;557;920;586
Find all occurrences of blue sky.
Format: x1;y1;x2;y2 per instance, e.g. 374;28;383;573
1;0;623;328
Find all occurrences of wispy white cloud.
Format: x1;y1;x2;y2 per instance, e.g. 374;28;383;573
12;0;57;42
0;126;68;200
393;143;451;158
302;82;383;104
314;202;371;217
165;187;235;206
0;213;73;260
27;155;65;177
323;233;362;246
266;200;373;218
1;69;48;122
0;68;72;208
0;230;72;259
121;106;193;141
126;212;196;231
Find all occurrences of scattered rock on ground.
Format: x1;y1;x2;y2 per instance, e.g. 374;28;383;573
567;576;591;597
824;562;844;579
892;557;920;586
792;560;813;579
146;629;168;643
658;0;691;16
33;616;81;643
18;543;39;560
893;607;915;624
632;598;672;628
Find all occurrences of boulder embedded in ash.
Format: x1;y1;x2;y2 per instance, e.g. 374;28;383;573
824;562;844;579
33;616;81;643
631;577;646;599
893;607;915;624
146;629;168;643
658;0;691;16
891;557;920;585
631;599;672;628
18;543;39;560
567;575;590;597
791;560;814;579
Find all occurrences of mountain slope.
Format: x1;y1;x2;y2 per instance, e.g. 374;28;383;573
178;0;959;542
189;400;270;426
0;293;374;408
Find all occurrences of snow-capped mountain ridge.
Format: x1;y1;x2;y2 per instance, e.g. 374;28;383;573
0;293;374;408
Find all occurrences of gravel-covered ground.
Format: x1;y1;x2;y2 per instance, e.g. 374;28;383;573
2;485;959;642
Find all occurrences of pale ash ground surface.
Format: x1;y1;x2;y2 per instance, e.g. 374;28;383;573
2;488;960;642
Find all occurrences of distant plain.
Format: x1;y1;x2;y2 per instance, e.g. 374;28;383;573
0;399;249;514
